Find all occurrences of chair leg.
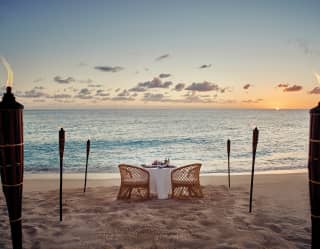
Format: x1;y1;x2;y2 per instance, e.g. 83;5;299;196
146;187;150;199
198;185;203;197
128;188;132;199
191;185;203;198
117;185;128;199
171;186;175;198
117;186;123;199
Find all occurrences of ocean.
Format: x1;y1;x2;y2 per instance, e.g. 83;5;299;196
24;109;309;174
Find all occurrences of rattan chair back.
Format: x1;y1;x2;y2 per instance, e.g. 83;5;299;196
117;164;150;200
171;163;203;198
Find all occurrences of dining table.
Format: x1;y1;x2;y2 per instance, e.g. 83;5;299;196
142;165;176;199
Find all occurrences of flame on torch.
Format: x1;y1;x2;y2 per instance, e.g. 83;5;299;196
315;72;320;85
0;56;13;87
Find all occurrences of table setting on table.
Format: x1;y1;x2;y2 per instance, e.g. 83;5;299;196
141;158;176;199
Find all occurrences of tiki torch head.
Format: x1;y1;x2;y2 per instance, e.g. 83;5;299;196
227;139;231;154
59;128;65;158
310;102;320;114
0;87;23;109
86;139;90;155
253;127;259;151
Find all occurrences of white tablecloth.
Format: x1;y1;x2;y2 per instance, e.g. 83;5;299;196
146;167;174;199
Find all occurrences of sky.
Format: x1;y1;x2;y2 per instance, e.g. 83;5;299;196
0;0;319;109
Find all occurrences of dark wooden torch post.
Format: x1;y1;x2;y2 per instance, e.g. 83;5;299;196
59;128;65;221
249;127;259;213
83;139;90;193
308;102;320;248
0;86;24;249
227;139;231;189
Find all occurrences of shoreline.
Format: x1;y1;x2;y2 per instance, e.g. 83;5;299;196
22;168;308;192
24;168;307;180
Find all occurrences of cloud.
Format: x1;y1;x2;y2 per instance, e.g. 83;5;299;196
159;73;171;78
141;91;217;103
75;88;92;99
309;87;320;94
143;93;165;102
33;99;46;103
34;86;45;90
199;64;212;69
185;81;220;92
117;89;130;97
94;66;124;72
130;77;173;91
219;99;237;104
111;96;135;101
129;86;146;92
277;83;289;88
18;89;48;98
174;83;185;91
79;88;90;95
242;98;264;103
183;95;216;103
161;81;173;88
88;84;102;88
50;94;72;99
243;84;251;90
283;85;303;92
277;83;303;92
54;76;75;84
155;54;170;61
96;89;110;97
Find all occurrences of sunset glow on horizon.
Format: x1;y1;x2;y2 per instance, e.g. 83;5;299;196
0;0;319;109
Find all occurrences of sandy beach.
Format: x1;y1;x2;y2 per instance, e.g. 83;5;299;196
0;171;311;249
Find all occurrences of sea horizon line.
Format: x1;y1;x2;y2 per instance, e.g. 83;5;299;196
23;107;309;111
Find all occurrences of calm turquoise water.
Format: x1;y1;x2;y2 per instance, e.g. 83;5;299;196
24;109;309;174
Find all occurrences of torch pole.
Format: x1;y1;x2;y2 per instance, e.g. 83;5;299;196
83;139;90;193
249;127;259;213
308;102;320;248
227;139;231;189
0;86;24;249
59;128;65;221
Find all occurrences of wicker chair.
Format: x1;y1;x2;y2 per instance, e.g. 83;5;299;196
117;164;150;200
171;163;203;198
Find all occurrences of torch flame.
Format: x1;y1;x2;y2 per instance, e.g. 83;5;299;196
0;56;13;87
315;72;320;85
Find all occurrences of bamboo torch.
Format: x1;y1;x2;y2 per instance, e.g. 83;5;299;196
83;139;90;193
0;86;24;249
227;139;231;188
59;128;65;221
249;127;259;213
308;102;320;248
